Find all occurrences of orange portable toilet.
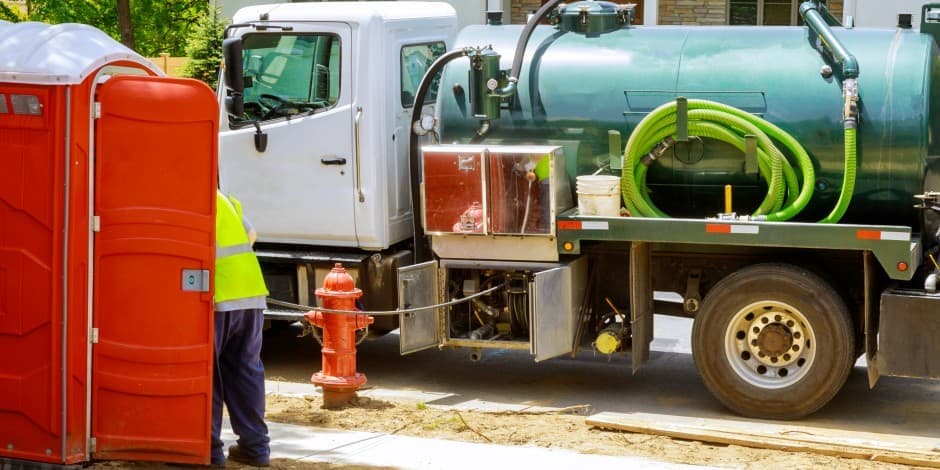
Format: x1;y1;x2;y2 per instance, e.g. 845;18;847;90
0;22;218;466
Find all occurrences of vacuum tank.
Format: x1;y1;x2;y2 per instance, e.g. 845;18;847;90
437;8;940;225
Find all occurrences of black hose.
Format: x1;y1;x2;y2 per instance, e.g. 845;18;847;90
409;48;471;262
508;0;566;82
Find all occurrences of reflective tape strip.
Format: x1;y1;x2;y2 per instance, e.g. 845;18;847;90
558;221;582;230
856;230;908;241
705;223;759;234
217;243;253;258
215;295;267;312
582;221;609;230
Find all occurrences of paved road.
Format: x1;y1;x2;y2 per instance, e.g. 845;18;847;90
261;315;940;439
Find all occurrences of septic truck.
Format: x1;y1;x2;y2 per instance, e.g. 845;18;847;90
218;0;940;419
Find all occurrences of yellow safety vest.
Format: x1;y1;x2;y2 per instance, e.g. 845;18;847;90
215;190;268;310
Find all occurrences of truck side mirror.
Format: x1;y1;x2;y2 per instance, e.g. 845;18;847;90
222;37;245;116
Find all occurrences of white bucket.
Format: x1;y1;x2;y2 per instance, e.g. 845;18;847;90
576;175;621;217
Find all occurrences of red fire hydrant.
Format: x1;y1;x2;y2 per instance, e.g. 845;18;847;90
305;263;374;408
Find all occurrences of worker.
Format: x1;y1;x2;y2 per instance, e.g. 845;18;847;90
525;154;552;232
212;189;271;467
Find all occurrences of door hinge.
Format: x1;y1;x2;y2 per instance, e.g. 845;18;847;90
92;215;101;232
88;437;96;453
90;328;99;344
93;102;101;119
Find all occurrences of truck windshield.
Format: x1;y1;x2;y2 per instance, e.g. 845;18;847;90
232;32;340;126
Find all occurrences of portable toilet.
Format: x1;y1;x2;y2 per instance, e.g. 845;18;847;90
0;22;218;466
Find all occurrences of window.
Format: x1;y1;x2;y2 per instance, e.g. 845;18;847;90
400;42;446;108
729;0;815;25
234;33;340;125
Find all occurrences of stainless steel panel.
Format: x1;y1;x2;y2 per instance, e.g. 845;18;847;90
398;260;440;354
530;256;586;361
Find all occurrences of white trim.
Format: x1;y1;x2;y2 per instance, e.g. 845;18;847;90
645;0;658;25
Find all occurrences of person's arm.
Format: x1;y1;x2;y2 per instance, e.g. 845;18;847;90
243;217;257;247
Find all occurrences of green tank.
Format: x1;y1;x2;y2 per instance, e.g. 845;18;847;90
437;10;940;225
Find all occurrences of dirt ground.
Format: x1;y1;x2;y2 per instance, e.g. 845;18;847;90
88;392;930;469
259;393;927;470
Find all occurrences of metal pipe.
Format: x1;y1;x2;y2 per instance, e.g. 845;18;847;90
800;1;858;78
494;0;567;97
409;47;472;262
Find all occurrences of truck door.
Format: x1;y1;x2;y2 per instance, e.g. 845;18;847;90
219;24;354;246
91;75;217;464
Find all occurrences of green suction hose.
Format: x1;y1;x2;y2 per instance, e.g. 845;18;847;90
818;127;857;223
621;99;818;221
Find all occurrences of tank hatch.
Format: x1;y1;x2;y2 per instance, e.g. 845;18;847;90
555;1;633;35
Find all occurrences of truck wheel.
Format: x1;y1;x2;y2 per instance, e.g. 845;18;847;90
691;263;854;419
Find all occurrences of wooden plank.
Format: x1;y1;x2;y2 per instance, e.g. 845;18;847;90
587;412;940;468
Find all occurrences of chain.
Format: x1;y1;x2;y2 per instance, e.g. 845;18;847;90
274;283;507;347
266;282;506;316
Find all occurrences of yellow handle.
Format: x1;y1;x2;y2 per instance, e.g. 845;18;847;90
724;184;733;214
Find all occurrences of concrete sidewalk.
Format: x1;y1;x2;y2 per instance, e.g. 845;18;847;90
216;380;713;469
221;419;708;469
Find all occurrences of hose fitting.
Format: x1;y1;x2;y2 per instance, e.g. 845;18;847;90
641;137;675;167
843;78;859;129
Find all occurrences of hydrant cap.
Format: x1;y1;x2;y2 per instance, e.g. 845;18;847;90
316;263;362;298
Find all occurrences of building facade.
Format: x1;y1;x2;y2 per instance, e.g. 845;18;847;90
509;0;844;26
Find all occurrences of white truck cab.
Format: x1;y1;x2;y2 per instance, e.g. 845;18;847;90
218;2;457;325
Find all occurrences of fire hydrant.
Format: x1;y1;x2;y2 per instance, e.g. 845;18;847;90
305;263;374;408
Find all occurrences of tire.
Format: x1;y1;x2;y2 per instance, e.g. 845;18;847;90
691;263;854;419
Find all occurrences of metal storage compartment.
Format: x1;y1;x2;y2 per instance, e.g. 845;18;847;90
422;144;570;262
398;257;587;360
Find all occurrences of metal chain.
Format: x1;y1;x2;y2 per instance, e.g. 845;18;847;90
266;282;507;316
277;282;507;347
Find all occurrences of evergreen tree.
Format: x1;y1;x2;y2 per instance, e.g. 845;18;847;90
182;7;225;89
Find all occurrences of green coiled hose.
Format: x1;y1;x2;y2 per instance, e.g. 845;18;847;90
621;99;854;223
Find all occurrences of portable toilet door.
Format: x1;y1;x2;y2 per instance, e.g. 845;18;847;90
0;22;217;466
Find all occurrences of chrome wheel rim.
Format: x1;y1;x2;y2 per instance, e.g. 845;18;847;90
724;300;816;389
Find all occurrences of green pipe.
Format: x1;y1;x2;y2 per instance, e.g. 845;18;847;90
799;1;858;78
622;99;815;221
818;127;857;223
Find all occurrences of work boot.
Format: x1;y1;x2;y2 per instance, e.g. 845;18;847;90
227;445;270;467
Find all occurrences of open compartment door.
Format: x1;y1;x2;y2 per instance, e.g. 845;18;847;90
531;256;587;362
398;260;440;354
630;242;653;373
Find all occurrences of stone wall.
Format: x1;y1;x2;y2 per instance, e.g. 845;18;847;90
510;0;543;25
659;0;727;25
657;0;844;26
509;0;843;26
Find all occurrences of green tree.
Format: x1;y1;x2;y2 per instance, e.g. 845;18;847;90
182;6;225;88
0;3;27;22
24;0;209;56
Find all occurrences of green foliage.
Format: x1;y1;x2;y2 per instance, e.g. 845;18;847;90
130;0;210;56
0;3;27;22
24;0;210;56
182;7;225;88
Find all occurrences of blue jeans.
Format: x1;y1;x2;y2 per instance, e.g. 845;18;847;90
211;309;270;464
